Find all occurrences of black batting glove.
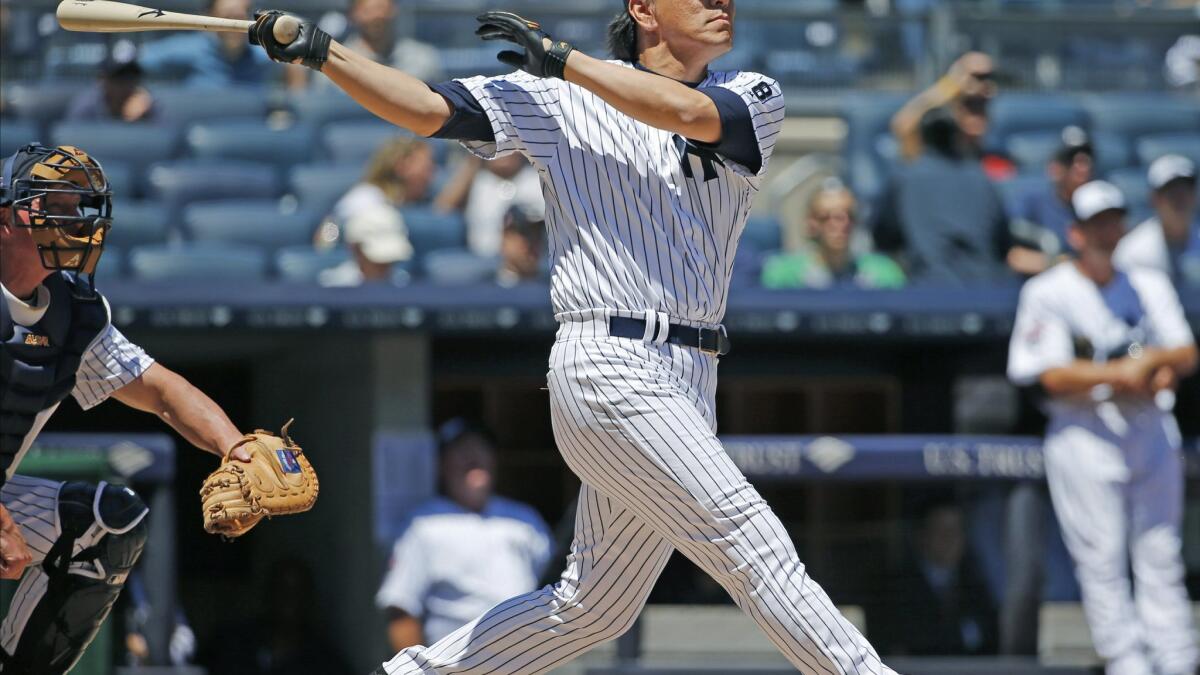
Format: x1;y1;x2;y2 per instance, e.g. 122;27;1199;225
475;11;575;80
248;10;331;72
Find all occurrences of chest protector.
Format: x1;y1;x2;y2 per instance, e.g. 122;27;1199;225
0;273;108;478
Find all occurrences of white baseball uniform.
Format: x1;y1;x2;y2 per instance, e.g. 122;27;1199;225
376;62;896;675
1008;262;1199;675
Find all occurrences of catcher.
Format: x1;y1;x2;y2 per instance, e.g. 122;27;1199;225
0;143;317;674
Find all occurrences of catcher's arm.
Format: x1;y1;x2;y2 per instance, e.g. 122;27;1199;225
112;363;251;462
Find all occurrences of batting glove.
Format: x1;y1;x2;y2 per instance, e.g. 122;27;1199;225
248;10;331;72
476;11;575;80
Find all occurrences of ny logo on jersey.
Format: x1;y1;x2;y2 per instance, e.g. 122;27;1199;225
673;135;724;182
752;81;774;102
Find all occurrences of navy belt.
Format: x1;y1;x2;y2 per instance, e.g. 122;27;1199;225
608;316;731;356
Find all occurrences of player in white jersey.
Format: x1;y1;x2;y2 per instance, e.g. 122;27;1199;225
249;1;897;673
1008;180;1199;675
0;143;255;674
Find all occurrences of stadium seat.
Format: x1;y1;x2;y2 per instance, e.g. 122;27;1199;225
182;200;319;250
153;85;268;126
3;82;80;121
1090;131;1135;176
289;90;377;127
840;93;908;159
288;163;364;214
984;94;1089;147
275;245;352;283
1084;94;1200;140
742;215;783;253
186;121;317;170
1;119;42;156
402;206;468;255
98;160;135;199
49;122;179;179
421;249;499;285
128;243;268;282
1136;134;1200;167
322;121;411;164
1004;131;1065;172
1105;167;1151;215
145;160;280;213
110;200;173;248
994;172;1047;218
95;245;124;280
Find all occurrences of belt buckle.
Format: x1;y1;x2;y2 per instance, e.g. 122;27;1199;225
700;325;728;356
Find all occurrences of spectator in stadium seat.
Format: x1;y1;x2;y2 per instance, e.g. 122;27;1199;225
1115;154;1200;286
876;501;998;657
873;109;1032;284
891;52;1013;180
138;0;273;88
435;153;545;258
497;205;547;287
64;56;159;123
1009;126;1095;267
761;181;905;289
376;420;552;651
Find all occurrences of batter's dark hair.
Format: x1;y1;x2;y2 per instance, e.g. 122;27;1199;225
607;7;639;62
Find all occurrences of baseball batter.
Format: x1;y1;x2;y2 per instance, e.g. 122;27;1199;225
0;143;258;674
1008;180;1199;675
249;2;896;673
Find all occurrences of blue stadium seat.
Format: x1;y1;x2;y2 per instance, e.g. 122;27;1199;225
1105;167;1151;215
984;94;1088;147
110;200;173;248
128;243;268;282
1090;131;1135;176
288;163;363;214
49;122;179;181
421;249;499;286
743;215;783;253
401;206;468;255
99;160;135;199
994;172;1047;219
95;245;124;280
275;245;353;283
186;121;317;170
1;119;42;156
145;160;280;213
1136;134;1200;167
153;85;268;126
840;93;908;159
182;200;318;250
3;82;80;121
289;90;376;127
1084;95;1200;140
1004;131;1064;172
322;121;411;164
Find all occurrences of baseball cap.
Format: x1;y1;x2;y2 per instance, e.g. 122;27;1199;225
1072;180;1127;222
1147;154;1197;190
343;208;412;264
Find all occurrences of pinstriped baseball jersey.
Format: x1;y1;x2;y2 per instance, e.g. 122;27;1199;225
454;64;785;326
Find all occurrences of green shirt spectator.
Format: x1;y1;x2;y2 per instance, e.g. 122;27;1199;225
762;182;906;289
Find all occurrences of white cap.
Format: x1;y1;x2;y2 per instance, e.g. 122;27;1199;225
343;208;412;264
1072;180;1127;222
1147;154;1197;190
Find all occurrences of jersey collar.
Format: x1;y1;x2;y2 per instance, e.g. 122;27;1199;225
632;61;708;89
1;282;51;327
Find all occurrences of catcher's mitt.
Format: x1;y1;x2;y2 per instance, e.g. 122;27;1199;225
200;420;318;537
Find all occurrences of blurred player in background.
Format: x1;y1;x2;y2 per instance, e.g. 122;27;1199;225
1115;154;1199;285
247;0;898;671
1008;180;1199;675
376;420;551;652
0;143;254;674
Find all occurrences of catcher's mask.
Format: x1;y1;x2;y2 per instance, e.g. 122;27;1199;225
1;144;113;291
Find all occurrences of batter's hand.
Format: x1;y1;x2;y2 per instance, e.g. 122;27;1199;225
0;504;32;580
1109;356;1156;396
1151;365;1178;394
249;10;331;72
476;11;574;79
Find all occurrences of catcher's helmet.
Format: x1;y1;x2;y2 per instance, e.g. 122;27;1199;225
1;143;113;281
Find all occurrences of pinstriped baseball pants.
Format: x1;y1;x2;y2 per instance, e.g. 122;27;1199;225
380;317;895;675
1;475;66;655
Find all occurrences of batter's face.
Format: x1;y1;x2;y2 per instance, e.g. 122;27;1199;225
639;0;735;62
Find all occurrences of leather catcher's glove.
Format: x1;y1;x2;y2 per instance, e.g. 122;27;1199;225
475;11;575;79
248;10;331;71
200;420;318;538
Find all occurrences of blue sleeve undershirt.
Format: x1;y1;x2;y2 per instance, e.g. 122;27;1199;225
428;81;495;142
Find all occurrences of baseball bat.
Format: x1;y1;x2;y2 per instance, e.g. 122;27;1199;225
56;0;299;43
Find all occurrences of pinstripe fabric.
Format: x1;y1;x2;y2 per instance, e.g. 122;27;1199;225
71;322;155;411
456;65;785;328
380;320;895;675
1;475;63;654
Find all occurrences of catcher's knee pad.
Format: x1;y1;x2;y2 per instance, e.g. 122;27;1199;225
0;482;148;675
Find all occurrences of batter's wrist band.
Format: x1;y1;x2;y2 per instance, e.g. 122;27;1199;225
544;40;575;80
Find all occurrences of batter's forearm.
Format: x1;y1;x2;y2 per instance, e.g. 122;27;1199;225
1144;344;1199;378
563;52;722;143
322;42;453;137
